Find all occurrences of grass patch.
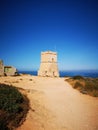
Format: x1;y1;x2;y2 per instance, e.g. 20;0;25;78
66;75;98;97
0;84;29;130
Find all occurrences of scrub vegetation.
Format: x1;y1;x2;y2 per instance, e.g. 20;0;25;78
66;76;98;97
0;84;29;130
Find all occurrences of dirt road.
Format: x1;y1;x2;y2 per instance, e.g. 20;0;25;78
0;76;98;130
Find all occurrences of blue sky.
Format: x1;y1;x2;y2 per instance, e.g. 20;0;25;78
0;0;98;71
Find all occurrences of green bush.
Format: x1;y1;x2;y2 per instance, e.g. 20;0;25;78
0;84;23;113
0;110;9;130
0;84;29;130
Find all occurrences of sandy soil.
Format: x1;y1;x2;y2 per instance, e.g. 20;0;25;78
0;75;98;130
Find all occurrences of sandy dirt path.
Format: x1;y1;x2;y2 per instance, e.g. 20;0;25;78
0;76;98;130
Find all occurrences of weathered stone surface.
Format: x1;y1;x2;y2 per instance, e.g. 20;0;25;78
0;59;17;76
0;60;4;76
38;51;59;77
4;66;17;76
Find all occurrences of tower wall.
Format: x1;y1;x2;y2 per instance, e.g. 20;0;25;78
38;51;59;77
0;60;4;76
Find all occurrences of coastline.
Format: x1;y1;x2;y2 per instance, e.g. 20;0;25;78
18;70;98;78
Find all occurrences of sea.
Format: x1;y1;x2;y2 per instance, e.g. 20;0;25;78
19;70;98;78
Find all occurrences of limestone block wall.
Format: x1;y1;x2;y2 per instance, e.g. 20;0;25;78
0;60;4;76
38;51;59;77
4;66;17;76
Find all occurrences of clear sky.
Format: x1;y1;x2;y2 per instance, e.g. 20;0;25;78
0;0;98;71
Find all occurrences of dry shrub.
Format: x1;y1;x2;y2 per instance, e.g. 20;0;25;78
73;75;84;80
67;77;98;97
74;81;83;89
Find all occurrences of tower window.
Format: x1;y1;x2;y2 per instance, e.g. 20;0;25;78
52;58;54;62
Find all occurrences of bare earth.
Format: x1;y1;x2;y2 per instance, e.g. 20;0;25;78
0;75;98;130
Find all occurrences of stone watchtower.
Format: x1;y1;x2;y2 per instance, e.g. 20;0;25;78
38;51;59;77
